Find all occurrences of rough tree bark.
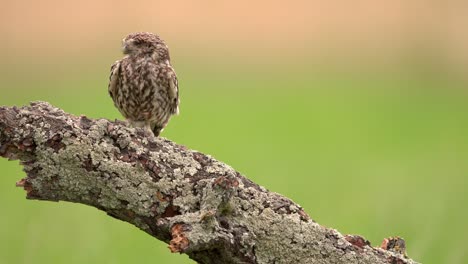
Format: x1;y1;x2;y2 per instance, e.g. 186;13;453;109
0;102;419;264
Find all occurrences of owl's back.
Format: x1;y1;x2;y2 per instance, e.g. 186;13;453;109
108;55;179;133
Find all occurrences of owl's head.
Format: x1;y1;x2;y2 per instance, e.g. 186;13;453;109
122;32;170;61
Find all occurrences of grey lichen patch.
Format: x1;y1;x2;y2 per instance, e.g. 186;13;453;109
146;144;201;181
154;147;200;170
233;187;269;214
172;184;199;212
87;119;111;140
205;160;236;177
96;159;160;217
197;179;226;212
28;151;96;202
247;209;324;264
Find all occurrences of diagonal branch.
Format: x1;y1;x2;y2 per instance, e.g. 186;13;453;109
0;102;418;264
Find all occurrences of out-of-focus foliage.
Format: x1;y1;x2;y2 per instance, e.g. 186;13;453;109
1;1;467;263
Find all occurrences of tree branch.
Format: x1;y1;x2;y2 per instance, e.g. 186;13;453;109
0;102;418;264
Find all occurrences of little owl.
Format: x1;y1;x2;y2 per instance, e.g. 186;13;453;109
108;32;179;136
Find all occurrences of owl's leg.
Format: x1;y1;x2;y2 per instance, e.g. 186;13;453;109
127;119;153;136
144;121;153;134
127;119;145;128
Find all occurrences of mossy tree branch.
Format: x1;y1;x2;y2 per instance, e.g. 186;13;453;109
0;102;418;264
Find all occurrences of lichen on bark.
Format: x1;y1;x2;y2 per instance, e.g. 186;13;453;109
0;102;419;264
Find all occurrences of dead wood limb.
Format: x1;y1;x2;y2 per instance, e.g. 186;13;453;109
0;102;419;264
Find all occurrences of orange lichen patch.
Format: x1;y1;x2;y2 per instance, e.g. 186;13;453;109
169;224;189;253
380;236;406;255
298;209;310;221
156;191;170;202
16;178;34;196
15;178;26;187
344;235;370;249
213;176;239;189
200;210;216;222
106;123;114;133
381;238;389;249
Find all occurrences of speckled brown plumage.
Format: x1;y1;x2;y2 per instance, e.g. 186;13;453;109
108;32;179;136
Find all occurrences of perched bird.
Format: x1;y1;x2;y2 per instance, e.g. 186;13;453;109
108;32;179;136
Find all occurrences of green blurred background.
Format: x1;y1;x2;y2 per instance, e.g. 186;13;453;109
1;1;467;263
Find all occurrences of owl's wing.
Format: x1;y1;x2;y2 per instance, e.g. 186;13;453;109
167;66;180;115
108;60;121;102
